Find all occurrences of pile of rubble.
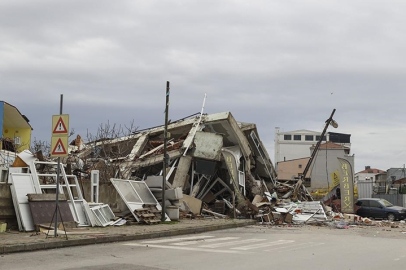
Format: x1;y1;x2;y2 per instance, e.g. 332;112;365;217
251;194;406;230
67;111;287;218
3;111;321;232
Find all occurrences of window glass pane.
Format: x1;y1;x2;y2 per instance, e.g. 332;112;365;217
380;199;393;207
131;182;157;204
284;134;291;140
369;201;381;208
294;135;301;141
315;135;327;141
305;135;313;141
113;180;142;203
359;200;369;207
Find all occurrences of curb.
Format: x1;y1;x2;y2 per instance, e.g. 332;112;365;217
0;219;256;255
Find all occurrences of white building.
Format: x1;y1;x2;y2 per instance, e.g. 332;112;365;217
354;166;386;183
274;128;351;165
310;142;354;191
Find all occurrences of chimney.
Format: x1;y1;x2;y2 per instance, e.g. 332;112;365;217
365;166;371;170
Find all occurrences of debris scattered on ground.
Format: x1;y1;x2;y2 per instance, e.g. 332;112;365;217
5;110;401;235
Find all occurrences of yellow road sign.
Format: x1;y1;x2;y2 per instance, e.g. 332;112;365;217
51;136;68;157
52;114;69;136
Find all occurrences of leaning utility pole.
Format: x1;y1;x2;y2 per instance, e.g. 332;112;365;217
161;81;170;222
292;109;337;201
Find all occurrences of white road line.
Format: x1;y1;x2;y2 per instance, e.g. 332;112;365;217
171;237;240;246
265;242;325;252
232;240;295;251
123;243;245;254
199;238;266;248
141;235;215;244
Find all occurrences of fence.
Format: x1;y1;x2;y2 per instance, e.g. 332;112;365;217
372;194;406;207
357;181;374;199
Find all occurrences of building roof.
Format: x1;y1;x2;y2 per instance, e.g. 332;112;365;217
1;101;33;130
277;129;319;135
356;168;386;174
312;141;349;150
394;177;406;184
277;157;310;164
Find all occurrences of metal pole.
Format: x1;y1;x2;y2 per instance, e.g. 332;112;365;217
182;94;206;156
292;108;336;201
161;82;170;222
54;94;63;237
302;109;336;178
232;191;236;219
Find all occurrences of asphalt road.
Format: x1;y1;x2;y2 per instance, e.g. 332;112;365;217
1;225;405;270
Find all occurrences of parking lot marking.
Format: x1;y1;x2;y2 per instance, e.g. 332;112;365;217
232;240;295;250
265;242;325;252
171;237;239;246
199;238;266;248
123;243;244;254
141;235;214;244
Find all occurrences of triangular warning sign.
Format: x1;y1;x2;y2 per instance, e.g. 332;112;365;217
53;117;68;134
52;138;67;155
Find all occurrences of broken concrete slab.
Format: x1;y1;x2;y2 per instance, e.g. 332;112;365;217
166;205;179;221
165;188;183;201
145;176;172;189
180;194;202;215
191;131;223;161
172;155;192;190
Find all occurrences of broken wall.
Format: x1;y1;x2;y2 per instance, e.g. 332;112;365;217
0;183;16;226
81;182;127;213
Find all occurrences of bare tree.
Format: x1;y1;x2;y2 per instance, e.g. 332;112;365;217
30;138;51;157
82;120;139;182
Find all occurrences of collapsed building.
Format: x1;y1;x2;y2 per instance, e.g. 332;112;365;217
2;111;321;232
2;106;395;234
71;112;279;213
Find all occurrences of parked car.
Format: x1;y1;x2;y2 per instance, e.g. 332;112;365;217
355;198;406;221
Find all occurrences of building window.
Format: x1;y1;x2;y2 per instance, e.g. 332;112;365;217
294;135;301;141
305;135;313;141
315;135;326;141
284;134;292;140
298;164;302;169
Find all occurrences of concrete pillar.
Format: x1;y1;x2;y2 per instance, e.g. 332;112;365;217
172;155;192;190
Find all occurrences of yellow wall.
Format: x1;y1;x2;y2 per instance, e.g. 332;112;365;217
2;126;31;152
277;157;311;180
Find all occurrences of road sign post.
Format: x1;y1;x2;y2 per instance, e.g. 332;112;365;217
51;95;69;237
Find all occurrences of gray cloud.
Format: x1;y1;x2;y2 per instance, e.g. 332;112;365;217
2;0;406;172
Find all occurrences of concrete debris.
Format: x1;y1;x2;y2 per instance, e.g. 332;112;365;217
253;196;406;230
202;208;228;219
65;111;288;220
2;111;324;231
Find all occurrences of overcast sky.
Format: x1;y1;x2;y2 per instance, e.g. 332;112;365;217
2;0;406;173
